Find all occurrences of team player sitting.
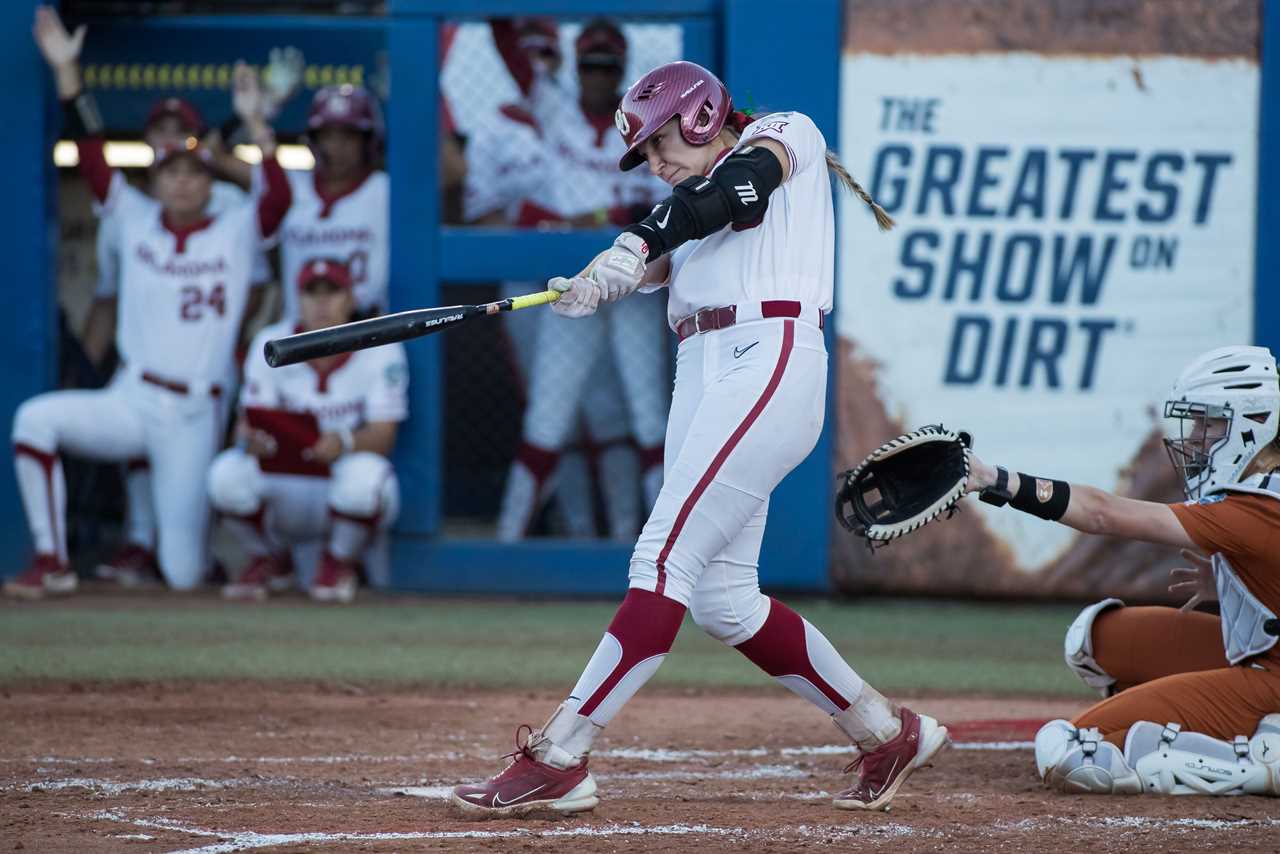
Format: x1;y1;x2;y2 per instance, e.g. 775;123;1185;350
964;345;1280;797
5;7;291;599
207;259;408;604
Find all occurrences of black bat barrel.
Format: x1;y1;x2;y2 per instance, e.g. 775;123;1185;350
1266;618;1279;637
264;306;474;367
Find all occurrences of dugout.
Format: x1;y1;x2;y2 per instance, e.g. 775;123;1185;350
3;0;842;595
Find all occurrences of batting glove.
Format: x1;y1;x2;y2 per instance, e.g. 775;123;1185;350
590;232;649;302
549;276;601;319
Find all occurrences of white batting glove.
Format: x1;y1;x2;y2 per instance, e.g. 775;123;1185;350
263;46;305;118
590;232;649;302
549;276;601;319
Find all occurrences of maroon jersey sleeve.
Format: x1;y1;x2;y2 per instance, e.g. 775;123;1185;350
256;155;292;238
490;19;535;96
75;138;114;203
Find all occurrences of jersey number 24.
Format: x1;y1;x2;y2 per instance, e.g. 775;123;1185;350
180;283;226;321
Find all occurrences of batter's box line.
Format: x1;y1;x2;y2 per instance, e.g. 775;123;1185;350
69;809;924;853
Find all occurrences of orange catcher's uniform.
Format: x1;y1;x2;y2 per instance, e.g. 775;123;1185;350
1073;491;1280;748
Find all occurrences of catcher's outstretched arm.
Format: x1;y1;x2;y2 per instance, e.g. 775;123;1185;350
965;454;1195;549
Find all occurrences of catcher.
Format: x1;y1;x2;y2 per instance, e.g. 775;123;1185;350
838;345;1280;796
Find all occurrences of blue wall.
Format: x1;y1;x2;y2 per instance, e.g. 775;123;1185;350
1;0;58;568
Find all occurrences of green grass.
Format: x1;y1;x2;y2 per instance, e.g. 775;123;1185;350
0;595;1093;696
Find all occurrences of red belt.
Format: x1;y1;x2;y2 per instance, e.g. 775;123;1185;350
675;300;824;342
141;371;222;398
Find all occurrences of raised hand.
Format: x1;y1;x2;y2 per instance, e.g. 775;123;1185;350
263;47;305;118
33;5;84;69
232;61;269;123
1168;549;1216;613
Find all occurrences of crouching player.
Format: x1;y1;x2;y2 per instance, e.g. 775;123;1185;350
966;345;1280;797
208;259;408;603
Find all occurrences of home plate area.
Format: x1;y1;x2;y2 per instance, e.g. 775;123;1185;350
5;686;1279;853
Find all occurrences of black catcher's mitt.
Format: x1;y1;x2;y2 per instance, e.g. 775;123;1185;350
834;424;973;548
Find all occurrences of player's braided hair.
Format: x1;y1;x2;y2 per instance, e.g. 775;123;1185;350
725;110;894;231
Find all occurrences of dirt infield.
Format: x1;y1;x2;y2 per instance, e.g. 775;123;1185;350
4;685;1279;852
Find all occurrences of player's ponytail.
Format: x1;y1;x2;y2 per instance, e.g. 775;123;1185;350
726;106;894;231
825;149;895;231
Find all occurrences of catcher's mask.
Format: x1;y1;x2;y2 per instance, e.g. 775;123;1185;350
834;424;972;551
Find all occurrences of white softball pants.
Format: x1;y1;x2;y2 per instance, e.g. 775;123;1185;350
629;316;827;641
11;374;222;589
206;448;400;585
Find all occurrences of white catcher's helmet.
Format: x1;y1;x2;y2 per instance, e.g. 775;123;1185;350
1163;345;1280;499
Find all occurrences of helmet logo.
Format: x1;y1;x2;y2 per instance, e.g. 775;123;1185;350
614;108;630;136
680;79;704;98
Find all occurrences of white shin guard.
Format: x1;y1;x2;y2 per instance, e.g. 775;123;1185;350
1035;715;1280;797
1124;716;1280;796
1035;720;1142;794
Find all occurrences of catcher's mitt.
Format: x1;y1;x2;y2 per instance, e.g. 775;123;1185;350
834;424;973;549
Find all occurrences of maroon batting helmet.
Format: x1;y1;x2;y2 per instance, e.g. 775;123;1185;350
306;84;386;159
615;61;731;171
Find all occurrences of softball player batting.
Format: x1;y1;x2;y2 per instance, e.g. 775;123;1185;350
963;345;1280;796
6;7;291;599
452;60;948;816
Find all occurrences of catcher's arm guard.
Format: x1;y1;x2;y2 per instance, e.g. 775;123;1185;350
834;424;973;549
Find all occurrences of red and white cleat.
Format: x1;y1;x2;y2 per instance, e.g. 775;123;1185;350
309;552;357;604
95;543;160;587
4;554;78;600
832;707;950;812
223;554;290;602
451;726;598;817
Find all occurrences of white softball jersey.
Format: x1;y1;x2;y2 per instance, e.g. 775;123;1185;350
463;105;549;223
664;111;834;328
277;169;390;321
96;179;273;300
241;320;409;434
104;173;270;388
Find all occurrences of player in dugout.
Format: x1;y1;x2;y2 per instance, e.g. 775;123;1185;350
964;344;1280;797
83;94;276;589
7;6;291;599
207;258;408;604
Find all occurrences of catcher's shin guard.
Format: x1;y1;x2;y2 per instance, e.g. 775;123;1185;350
1034;720;1142;794
1123;717;1280;796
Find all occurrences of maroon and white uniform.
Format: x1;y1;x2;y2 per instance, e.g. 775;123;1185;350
11;139;291;589
206;321;407;585
466;103;643;539
489;26;672;541
451;62;946;818
277;169;389;322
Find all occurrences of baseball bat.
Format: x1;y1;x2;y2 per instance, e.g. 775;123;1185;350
264;289;560;368
1266;618;1279;637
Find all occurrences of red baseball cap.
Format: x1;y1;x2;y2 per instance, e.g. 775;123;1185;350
575;19;626;68
145;97;208;137
297;258;354;291
151;136;214;172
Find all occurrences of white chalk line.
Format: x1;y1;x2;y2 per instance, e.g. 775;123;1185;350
74;809;927;854
6;740;1033;771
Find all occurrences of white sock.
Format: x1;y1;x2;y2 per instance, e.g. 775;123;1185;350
832;684;902;750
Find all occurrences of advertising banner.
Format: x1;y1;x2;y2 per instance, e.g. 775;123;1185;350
834;2;1260;599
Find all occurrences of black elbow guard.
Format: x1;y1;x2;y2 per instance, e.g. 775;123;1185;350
624;145;784;261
